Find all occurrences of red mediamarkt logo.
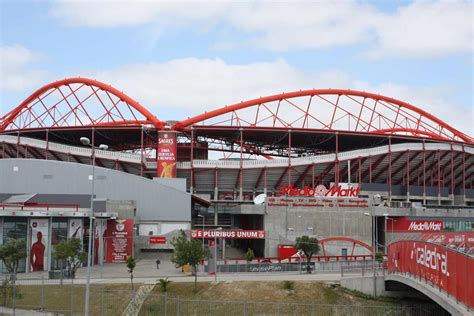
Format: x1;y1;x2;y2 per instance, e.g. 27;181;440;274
276;184;360;197
408;221;442;231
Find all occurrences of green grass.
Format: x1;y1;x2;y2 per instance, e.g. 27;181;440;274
1;284;138;315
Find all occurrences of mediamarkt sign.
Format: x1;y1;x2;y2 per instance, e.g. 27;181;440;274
191;230;265;239
391;217;443;232
276;184;360;198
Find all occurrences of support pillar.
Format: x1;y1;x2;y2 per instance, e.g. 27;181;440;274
335;132;339;185
239;128;243;200
422;141;426;205
190;128;194;194
388;136;392;203
288;130;292;186
406;151;410;202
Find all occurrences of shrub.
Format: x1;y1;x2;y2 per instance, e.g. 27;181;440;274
282;280;295;291
158;278;171;293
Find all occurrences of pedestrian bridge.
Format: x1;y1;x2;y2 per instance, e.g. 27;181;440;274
387;238;474;316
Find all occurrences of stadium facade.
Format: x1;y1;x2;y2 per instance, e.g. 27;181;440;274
1;78;473;272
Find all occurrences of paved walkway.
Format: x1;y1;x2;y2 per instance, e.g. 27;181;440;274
11;257;343;285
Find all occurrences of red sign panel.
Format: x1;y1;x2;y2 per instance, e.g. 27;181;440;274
157;131;177;178
191;230;266;239
276;184;360;198
388;241;474;309
104;219;133;263
149;236;167;244
390;217;443;232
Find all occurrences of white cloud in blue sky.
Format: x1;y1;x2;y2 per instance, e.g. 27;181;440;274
0;0;473;134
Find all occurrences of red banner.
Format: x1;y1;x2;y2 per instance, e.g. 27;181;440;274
388;240;474;309
389;217;443;232
420;232;474;246
149;236;167;244
157;131;177;178
191;230;265;239
104;219;133;263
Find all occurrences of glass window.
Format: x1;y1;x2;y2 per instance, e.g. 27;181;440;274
50;219;68;270
1;217;28;273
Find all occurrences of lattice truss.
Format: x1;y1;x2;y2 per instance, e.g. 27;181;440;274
182;91;471;143
1;80;158;131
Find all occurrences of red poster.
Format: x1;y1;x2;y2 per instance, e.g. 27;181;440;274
191;230;265;239
157;131;177;178
104;219;133;263
149;236;167;244
389;217;443;232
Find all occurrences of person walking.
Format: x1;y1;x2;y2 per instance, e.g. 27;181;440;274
156;259;160;269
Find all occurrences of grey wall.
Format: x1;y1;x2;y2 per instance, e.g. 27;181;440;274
264;198;372;257
0;159;190;221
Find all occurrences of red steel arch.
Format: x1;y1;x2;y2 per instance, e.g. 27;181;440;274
0;78;164;131
173;89;473;144
319;237;373;256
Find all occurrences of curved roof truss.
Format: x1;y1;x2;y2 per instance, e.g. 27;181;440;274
0;78;164;131
173;90;473;144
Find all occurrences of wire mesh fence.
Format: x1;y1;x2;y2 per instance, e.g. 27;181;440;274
0;273;448;316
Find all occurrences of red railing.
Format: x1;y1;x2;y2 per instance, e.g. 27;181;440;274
387;240;474;310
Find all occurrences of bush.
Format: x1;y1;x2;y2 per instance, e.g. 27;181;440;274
282;280;295;291
158;278;171;292
245;248;255;262
375;252;384;263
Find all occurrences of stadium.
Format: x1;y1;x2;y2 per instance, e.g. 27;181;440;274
1;77;473;272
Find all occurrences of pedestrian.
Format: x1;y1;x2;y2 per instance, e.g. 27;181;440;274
156;258;160;269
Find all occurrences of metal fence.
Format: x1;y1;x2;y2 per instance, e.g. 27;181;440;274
0;272;447;316
205;259;381;274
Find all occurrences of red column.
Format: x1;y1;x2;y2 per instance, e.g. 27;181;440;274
450;143;454;204
406;150;410;200
335;132;339;185
45;129;49;160
239;128;243;200
462;145;466;202
190;128;194;193
288;130;292;186
369;156;372;183
388;136;392;201
140;127;144;177
438;150;441;204
423;141;426;203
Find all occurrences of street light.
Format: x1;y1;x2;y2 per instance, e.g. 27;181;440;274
214;227;222;282
80;136;108;316
383;213;395;246
364;211;377;296
197;214;205;250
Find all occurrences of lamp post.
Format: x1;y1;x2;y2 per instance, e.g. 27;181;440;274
364;212;377;296
383;213;395;246
197;214;205;250
214;227;222;282
80;136;108;316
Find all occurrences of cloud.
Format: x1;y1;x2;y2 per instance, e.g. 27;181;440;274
0;44;49;92
368;1;473;58
50;0;473;58
82;58;472;135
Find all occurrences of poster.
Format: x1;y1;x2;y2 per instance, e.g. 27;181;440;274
30;219;49;272
68;218;83;241
104;219;133;263
157;131;177;178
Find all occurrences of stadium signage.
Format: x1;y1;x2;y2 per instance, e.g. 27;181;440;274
157;132;177;178
275;184;360;198
390;217;443;232
413;244;449;276
191;230;266;239
149;236;167;244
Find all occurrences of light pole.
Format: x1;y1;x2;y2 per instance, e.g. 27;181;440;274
197;214;205;250
364;212;376;296
214;227;222;282
80;136;108;316
383;213;395;246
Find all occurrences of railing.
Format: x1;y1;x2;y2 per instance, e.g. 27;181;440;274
387;240;474;310
2;135;473;171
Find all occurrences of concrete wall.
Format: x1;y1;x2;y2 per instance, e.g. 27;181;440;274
0;159;191;221
263;197;372;257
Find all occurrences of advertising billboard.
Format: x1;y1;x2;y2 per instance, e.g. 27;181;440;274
157;131;177;178
388;240;474;309
29;219;49;272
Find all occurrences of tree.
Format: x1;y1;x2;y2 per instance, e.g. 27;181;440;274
375;251;384;263
126;256;136;290
53;238;86;278
171;230;209;291
295;236;320;273
0;239;27;274
245;248;255;262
